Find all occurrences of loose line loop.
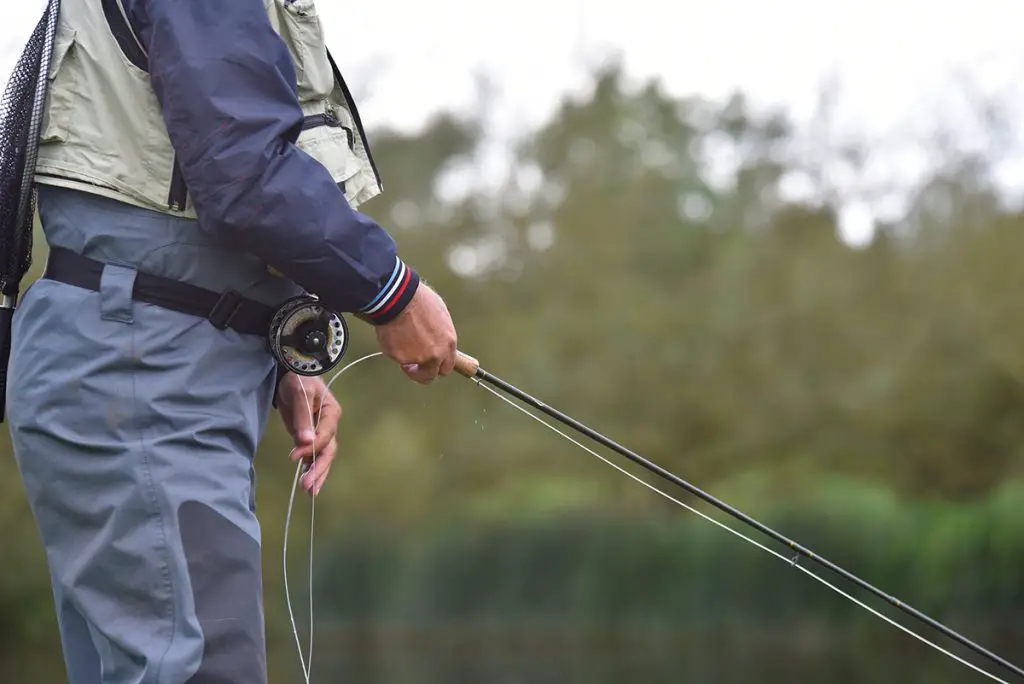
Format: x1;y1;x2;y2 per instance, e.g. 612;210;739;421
284;351;1011;683
283;351;384;684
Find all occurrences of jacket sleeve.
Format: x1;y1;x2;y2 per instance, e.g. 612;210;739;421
120;0;418;324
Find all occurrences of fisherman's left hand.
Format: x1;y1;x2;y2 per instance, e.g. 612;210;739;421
276;373;341;496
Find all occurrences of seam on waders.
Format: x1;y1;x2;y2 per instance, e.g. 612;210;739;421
129;321;180;683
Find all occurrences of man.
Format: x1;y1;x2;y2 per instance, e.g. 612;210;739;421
5;0;457;682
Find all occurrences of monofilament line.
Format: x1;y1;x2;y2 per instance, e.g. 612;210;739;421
472;380;1010;684
283;352;384;683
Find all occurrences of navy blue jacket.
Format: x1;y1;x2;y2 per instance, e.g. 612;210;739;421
121;0;418;324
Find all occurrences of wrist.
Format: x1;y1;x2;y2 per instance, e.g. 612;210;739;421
359;256;420;326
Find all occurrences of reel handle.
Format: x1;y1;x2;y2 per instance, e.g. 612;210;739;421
454;351;480;378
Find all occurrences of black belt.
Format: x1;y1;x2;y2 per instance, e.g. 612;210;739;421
42;247;276;337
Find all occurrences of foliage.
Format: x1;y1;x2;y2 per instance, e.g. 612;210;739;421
315;476;1024;629
3;60;1024;680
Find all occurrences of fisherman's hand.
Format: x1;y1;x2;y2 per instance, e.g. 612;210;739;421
374;283;458;384
276;373;341;496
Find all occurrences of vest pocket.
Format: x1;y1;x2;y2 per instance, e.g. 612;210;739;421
40;26;79;144
296;107;362;189
273;0;334;102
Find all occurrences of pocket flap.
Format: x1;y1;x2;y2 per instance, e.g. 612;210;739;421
48;26;78;80
297;118;362;188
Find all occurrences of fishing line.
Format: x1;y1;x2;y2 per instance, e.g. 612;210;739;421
280;346;1019;683
283;378;314;684
282;351;384;683
471;378;1011;684
456;352;1024;681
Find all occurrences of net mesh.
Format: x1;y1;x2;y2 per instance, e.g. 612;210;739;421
0;0;59;297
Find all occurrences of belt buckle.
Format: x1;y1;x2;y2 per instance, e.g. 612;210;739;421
208;289;244;330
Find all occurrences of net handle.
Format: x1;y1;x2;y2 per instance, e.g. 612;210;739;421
8;0;61;296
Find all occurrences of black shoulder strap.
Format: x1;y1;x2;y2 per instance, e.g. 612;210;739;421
101;0;149;71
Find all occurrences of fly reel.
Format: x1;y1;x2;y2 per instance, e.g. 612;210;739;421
268;295;348;376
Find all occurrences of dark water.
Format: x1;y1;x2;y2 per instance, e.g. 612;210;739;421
307;628;1011;683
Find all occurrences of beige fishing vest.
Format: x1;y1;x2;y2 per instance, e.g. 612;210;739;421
34;0;382;219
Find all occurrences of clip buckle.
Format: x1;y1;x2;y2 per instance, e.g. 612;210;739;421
208;289;244;330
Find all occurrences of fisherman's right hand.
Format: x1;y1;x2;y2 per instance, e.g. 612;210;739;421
374;284;458;384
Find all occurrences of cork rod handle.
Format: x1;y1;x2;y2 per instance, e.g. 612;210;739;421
454;351;480;378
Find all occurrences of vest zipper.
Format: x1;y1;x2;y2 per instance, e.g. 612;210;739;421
168;155;188;211
325;50;383;192
302;113;355;149
303;113;337;130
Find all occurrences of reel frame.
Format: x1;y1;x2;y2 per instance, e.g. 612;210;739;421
267;295;348;377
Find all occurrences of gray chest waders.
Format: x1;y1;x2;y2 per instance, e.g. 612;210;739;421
0;0;348;422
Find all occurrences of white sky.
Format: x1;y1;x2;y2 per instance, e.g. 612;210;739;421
5;0;1024;245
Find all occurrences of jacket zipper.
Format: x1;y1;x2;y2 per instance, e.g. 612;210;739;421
325;49;382;192
168;155;187;211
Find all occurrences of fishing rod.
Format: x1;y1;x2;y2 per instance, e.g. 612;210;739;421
278;321;1021;681
445;350;1024;682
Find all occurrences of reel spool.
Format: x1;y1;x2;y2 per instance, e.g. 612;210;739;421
268;295;348;376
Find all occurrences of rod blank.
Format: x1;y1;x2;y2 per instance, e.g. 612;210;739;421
453;352;1024;681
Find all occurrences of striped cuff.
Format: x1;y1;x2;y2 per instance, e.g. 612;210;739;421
359;257;420;325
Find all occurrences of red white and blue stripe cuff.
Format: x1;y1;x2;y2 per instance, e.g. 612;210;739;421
359;257;420;325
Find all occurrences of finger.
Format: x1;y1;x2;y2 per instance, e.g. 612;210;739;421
314;397;341;448
293;396;341;463
313;466;332;496
281;401;314;457
403;358;442;384
311;458;334;497
304;439;337;494
437;343;457;377
313;443;337;495
294;413;342;462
